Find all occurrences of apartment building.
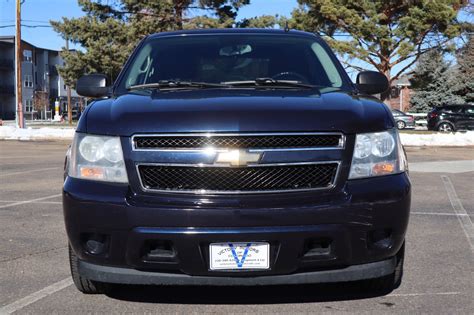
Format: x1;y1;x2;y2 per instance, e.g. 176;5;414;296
0;36;83;120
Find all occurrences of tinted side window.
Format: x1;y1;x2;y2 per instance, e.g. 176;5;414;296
442;106;462;114
464;106;474;115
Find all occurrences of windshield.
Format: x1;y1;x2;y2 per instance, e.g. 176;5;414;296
115;34;349;94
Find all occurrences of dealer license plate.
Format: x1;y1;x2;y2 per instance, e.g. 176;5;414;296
209;242;270;270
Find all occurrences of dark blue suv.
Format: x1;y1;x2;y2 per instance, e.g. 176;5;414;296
64;29;410;294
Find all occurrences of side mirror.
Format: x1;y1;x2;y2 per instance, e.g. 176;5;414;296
76;74;109;98
356;71;389;95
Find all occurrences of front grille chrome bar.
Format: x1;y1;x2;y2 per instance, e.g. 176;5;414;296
131;132;345;152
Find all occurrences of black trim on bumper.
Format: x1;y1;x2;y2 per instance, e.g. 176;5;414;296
78;257;396;286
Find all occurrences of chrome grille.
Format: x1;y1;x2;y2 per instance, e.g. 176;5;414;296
138;162;339;194
133;133;343;150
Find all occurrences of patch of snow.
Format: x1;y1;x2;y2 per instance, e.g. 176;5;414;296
400;131;474;147
409;160;474;173
0;126;75;141
1;126;473;146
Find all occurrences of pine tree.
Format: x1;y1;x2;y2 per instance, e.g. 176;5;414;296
289;0;468;90
454;35;474;103
236;15;280;28
409;50;464;112
51;0;250;86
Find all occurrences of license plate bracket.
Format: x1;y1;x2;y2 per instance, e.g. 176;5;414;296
209;242;270;270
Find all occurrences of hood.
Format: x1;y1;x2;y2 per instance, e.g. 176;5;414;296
80;89;393;136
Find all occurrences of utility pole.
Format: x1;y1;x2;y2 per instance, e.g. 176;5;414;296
65;38;72;125
15;0;24;128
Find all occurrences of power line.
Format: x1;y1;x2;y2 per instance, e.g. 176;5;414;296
22;24;52;28
22;19;51;23
0;24;53;28
0;19;50;23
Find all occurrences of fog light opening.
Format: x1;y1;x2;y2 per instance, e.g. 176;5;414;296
368;229;393;250
82;233;108;255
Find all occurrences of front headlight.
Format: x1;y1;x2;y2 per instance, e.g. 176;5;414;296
68;133;128;183
349;129;407;179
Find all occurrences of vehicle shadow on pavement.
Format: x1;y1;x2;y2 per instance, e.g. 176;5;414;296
104;282;392;304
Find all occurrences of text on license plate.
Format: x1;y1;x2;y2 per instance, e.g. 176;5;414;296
209;242;270;270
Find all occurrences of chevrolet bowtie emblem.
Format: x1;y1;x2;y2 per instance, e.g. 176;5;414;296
215;150;261;166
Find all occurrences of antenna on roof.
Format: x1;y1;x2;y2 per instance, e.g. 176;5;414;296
284;21;290;32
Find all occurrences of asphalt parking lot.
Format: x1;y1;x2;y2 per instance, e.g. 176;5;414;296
0;140;473;314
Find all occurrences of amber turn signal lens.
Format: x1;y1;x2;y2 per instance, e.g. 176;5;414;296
372;162;395;175
80;167;104;179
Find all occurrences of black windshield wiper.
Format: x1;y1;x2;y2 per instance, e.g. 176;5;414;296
222;78;317;89
128;80;228;91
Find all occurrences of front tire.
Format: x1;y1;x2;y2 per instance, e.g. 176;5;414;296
396;120;406;130
359;242;405;293
69;245;108;294
437;122;455;132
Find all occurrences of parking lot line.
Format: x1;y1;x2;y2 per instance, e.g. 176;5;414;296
0;278;73;314
410;160;474;174
441;175;474;252
0;200;61;204
0;194;62;209
387;291;461;297
0;283;462;315
0;155;58;160
411;211;470;217
0;167;61;177
0;155;57;160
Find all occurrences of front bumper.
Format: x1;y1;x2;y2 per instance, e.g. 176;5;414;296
427;119;438;130
78;256;396;286
399;119;416;129
63;172;411;283
406;121;416;128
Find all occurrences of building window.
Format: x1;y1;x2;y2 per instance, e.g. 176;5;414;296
24;75;33;88
390;86;400;99
25;99;34;112
23;50;32;62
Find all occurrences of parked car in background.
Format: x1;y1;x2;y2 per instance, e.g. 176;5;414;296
391;109;415;130
427;104;474;132
61;110;82;121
